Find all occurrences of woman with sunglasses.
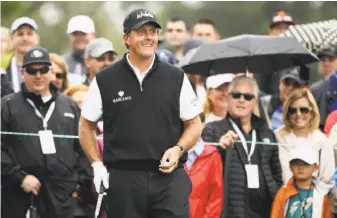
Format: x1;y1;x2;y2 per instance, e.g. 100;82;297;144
275;88;335;186
50;53;70;92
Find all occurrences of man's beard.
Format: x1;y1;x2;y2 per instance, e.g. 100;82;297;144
72;48;84;56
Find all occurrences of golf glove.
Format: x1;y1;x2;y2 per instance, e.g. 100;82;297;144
92;161;109;193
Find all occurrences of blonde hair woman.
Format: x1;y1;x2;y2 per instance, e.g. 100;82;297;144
49;53;70;92
0;27;13;54
275;88;335;185
203;74;234;123
64;84;88;107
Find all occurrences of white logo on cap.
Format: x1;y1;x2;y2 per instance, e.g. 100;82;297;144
31;50;43;58
118;91;124;97
137;11;154;19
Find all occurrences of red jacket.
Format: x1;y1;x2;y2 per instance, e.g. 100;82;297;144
184;144;223;218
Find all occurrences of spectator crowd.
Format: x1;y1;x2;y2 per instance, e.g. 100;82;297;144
1;9;337;218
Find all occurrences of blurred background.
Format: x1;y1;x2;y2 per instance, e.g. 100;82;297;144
2;1;337;82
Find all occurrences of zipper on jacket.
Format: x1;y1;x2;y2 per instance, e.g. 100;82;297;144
139;61;159;91
124;54;160;92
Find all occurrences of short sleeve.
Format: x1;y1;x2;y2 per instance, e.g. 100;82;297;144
180;74;202;121
81;78;103;122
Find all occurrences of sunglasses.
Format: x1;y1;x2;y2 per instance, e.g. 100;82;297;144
25;66;50;75
55;72;66;79
287;106;311;115
95;55;115;62
230;92;255;101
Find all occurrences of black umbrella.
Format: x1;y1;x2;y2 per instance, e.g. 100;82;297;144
179;34;319;76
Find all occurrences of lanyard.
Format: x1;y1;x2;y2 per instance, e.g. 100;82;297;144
229;118;256;164
26;99;55;130
11;56;21;92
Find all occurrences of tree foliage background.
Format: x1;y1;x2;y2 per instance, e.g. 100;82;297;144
1;1;337;82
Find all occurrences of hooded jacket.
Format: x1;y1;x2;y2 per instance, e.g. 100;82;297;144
270;177;332;218
184;144;223;218
1;83;90;188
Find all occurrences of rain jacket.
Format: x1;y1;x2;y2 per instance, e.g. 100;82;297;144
270;177;333;218
184;144;223;218
1;83;91;216
202;114;282;218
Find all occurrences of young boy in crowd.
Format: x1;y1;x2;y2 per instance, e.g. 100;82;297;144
270;145;332;218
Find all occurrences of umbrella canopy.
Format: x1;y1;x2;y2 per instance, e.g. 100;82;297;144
281;19;337;53
179;34;319;76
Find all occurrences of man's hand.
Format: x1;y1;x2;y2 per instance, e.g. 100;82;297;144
21;175;41;195
92;161;109;193
219;130;238;149
159;146;182;174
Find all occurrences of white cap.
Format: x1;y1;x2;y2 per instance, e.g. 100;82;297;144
206;74;234;89
10;17;38;34
290;144;319;165
66;15;95;34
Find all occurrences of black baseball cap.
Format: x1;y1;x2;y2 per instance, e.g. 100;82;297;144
280;65;309;86
123;9;161;33
317;44;337;58
22;47;51;68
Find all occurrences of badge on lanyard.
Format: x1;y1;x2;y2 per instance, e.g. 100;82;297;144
229;118;259;189
27;99;57;154
38;130;56;154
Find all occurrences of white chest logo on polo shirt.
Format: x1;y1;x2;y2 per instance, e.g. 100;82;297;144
137;11;154;19
113;90;132;103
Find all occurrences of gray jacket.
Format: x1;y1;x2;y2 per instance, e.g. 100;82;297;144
63;52;88;76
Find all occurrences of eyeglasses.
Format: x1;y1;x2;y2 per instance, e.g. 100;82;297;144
25;66;50;75
55;72;66;79
230;92;255;101
287;106;311;115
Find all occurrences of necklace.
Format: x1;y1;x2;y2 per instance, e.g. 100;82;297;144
295;181;313;218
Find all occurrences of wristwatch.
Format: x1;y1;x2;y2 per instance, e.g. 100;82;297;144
176;144;185;156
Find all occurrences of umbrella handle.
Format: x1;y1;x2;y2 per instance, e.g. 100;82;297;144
245;67;249;77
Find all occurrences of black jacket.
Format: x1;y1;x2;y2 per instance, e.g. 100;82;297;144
1;84;90;190
310;79;328;130
96;54;186;170
202;114;283;218
1;73;13;97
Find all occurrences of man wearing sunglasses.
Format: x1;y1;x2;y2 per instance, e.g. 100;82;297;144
202;76;282;218
83;37;117;86
1;47;90;218
261;66;309;130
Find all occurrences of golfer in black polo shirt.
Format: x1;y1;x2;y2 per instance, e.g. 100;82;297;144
79;8;202;218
